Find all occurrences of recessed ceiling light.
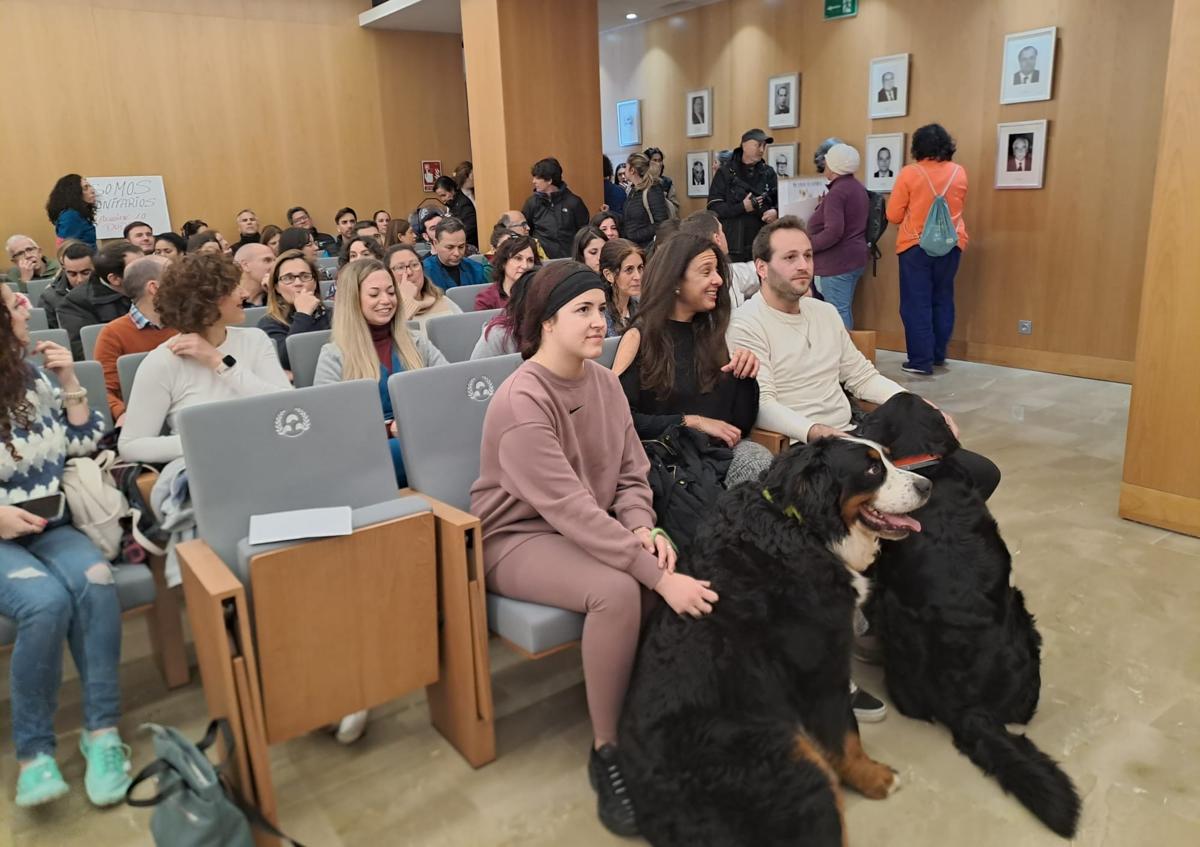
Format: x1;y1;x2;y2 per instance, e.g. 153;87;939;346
626;12;638;20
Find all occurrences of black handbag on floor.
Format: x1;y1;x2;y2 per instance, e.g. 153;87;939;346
126;719;305;847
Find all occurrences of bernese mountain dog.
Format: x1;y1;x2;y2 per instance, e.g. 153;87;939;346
857;392;1080;838
619;436;931;846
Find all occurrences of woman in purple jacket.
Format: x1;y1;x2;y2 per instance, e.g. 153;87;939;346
807;144;869;329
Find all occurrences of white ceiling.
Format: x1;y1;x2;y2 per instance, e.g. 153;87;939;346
359;0;721;34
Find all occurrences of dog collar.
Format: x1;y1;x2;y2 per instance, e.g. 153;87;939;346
762;488;804;524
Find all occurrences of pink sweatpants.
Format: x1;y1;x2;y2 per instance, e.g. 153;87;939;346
487;533;657;744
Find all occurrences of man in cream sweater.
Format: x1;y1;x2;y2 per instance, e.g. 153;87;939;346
728;216;997;493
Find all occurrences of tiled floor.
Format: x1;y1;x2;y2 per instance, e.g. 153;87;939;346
4;352;1199;846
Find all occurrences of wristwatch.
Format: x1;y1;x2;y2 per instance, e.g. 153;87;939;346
215;354;237;375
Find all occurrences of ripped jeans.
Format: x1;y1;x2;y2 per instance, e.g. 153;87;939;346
0;522;122;760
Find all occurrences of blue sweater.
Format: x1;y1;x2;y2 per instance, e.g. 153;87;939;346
55;209;97;249
1;366;105;506
422;254;489;289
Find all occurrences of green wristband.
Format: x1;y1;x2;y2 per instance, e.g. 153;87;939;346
648;527;677;552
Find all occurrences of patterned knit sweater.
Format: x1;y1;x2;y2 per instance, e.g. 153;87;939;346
1;365;105;506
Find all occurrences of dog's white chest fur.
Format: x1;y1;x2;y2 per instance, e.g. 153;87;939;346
829;524;880;605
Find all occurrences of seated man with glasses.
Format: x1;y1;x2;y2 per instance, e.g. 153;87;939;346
6;235;60;291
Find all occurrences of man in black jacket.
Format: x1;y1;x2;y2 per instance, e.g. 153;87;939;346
708;128;779;262
38;241;95;329
56;239;141;359
521;157;590;259
434;176;478;248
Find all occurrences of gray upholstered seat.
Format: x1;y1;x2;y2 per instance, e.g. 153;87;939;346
389;355;586;655
28;308;49;331
177;380;429;581
117;352;150;405
598;336;620;369
80;323;104;360
286;329;332;388
1;563;156;647
425;309;500;363
27;328;69;354
444;283;490;313
25;278;53;306
241;306;267;328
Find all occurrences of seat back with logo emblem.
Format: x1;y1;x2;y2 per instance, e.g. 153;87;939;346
425;309;501;363
389;354;521;510
177;380;398;577
390;355;587;655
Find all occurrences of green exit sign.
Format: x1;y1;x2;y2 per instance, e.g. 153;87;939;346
825;0;858;20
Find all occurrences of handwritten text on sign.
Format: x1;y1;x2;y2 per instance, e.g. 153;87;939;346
88;176;172;239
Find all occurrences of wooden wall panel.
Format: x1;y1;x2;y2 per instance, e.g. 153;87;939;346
599;0;1174;380
1120;0;1200;537
0;0;470;247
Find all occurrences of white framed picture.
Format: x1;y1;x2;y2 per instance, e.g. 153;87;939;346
767;73;799;129
865;133;904;192
995;120;1048;189
1000;27;1056;104
686;88;712;138
767;143;797;179
617;99;641;148
686;151;712;197
868;53;909;119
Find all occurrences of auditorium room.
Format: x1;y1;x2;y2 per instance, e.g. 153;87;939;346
1;0;1196;844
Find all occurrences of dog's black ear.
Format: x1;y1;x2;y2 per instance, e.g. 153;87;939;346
762;441;846;538
861;393;960;458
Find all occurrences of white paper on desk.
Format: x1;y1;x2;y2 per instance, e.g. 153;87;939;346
247;506;353;546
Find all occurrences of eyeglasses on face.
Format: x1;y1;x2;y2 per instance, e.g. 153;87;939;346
278;272;315;284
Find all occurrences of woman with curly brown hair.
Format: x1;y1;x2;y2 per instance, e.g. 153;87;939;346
45;174;97;249
1;283;132;809
118;253;291;463
475;234;538;312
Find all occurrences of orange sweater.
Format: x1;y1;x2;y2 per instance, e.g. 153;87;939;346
92;315;177;421
885;160;969;254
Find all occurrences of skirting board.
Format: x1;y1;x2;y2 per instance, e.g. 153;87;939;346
1119;482;1200;538
873;331;1134;383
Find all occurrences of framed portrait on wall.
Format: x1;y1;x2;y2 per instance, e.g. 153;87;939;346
864;133;904;192
767;143;797;179
995;120;1048;189
686;88;712;138
767;73;799;129
686;151;712;197
617;99;641;148
999;27;1056;104
868;53;909;119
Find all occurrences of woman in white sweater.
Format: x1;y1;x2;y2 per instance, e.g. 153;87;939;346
118;253;292;463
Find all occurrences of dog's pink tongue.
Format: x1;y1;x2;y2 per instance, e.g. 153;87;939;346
887;513;922;532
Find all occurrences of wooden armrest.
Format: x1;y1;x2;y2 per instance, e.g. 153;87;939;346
135;470;159;504
750;427;790;455
176;538;242;597
849;329;877;363
399;488;480;531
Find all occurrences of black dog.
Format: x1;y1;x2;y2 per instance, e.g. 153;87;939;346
620;438;931;846
857;393;1080;838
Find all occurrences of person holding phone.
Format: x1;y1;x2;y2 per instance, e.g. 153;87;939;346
0;283;133;810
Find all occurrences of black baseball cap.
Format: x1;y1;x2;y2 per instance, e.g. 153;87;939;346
741;128;774;144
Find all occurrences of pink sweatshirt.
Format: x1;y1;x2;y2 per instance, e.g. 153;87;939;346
470;359;663;588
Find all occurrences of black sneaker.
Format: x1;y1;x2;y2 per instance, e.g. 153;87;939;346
901;362;934;376
850;681;888;722
588;744;639;837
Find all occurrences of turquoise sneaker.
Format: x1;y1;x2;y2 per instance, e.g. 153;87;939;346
79;731;132;807
15;754;70;808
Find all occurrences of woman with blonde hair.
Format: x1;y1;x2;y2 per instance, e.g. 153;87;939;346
257;249;331;371
385;243;460;325
314;258;447;487
621;152;672;249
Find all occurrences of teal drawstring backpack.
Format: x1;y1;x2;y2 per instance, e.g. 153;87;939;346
917;164;961;257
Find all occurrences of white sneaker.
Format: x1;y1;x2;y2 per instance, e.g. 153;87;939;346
334;710;369;744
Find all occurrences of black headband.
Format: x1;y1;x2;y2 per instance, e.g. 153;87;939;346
540;268;606;322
